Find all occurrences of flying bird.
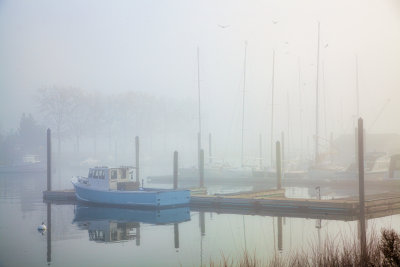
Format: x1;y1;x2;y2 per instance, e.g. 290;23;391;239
218;24;230;29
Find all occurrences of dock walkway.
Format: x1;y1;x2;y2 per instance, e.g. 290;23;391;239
43;189;400;219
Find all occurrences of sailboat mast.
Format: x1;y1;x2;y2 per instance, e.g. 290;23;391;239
315;22;320;164
241;41;247;167
356;54;359;119
270;50;275;167
298;58;303;159
197;47;202;169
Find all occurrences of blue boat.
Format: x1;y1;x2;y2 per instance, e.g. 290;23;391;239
72;166;190;208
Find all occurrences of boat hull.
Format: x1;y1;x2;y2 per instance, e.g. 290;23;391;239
72;182;190;208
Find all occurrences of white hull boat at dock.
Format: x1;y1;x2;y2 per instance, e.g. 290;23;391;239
72;166;190;208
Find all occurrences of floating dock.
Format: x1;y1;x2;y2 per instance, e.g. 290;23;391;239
43;188;400;219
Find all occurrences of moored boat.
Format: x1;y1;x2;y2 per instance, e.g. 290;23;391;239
72;166;190;208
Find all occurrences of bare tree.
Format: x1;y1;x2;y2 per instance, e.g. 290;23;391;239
36;86;82;155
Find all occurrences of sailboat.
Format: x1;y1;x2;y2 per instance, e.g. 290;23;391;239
148;46;252;186
307;22;345;179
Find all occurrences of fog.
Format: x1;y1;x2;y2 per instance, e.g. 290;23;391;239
1;0;400;170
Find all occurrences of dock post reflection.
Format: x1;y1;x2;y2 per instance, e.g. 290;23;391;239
199;211;205;267
199;211;205;236
277;216;283;251
174;223;179;249
136;224;140;246
47;203;51;265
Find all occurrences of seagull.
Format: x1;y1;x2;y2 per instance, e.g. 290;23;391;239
218;24;230;29
37;222;47;235
38;222;47;231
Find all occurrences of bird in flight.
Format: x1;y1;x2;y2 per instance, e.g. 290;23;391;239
218;24;230;29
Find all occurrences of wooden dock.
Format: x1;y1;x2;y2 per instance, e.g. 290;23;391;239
43;189;400;220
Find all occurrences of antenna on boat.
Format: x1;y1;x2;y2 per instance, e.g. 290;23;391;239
241;41;248;168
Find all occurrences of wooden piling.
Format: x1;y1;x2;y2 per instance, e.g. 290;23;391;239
209;133;212;164
135;136;139;183
358;118;367;263
199;149;204;187
259;134;262;169
276;141;282;189
281;132;285;178
47;129;52;191
198;132;201;170
173;151;178;189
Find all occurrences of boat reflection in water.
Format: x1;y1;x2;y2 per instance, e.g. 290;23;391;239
73;205;190;244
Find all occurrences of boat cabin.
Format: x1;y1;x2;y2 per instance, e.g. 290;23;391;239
87;166;140;191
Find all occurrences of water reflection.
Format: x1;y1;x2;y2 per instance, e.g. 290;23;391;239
72;205;190;244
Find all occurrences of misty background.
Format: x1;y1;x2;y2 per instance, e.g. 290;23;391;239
1;0;400;172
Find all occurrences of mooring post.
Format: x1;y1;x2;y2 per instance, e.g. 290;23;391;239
208;133;212;164
173;151;178;189
198;132;201;170
47;129;52;192
281;132;284;178
135;136;139;183
355;127;358;169
358;118;367;263
276;141;282;189
174;223;179;249
259;134;263;169
199;149;204;187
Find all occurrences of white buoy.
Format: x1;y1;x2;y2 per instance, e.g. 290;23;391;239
38;222;47;231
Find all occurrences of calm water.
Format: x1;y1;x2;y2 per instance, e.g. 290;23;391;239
1;171;400;267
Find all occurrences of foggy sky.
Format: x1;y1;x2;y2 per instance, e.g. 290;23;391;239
1;0;400;160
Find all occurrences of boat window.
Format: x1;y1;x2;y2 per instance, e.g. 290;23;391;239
88;169;94;178
121;169;126;179
101;170;105;179
111;170;117;180
93;170;98;179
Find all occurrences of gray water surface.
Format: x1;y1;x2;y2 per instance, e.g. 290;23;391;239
1;171;399;267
